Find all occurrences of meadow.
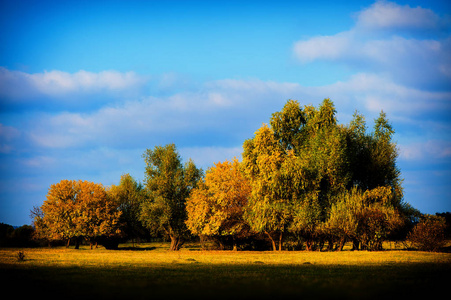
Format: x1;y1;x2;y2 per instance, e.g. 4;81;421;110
1;242;450;299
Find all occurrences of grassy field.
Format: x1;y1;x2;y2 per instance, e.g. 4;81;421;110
1;242;450;299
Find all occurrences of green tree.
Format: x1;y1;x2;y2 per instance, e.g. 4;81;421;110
345;110;370;189
323;188;361;251
243;99;406;251
33;180;122;249
370;111;403;205
270;99;306;153
108;174;147;246
346;111;403;201
140;144;202;250
271;99;349;250
325;186;403;251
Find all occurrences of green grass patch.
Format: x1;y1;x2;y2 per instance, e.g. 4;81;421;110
1;243;450;299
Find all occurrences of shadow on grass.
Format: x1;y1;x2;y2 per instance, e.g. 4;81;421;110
2;261;451;300
116;246;157;251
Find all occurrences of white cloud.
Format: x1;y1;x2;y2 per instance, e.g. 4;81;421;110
356;0;441;31
292;1;451;90
293;31;353;63
25;78;305;150
32;69;145;94
399;140;451;161
0;67;147;104
25;73;450;152
319;73;451;114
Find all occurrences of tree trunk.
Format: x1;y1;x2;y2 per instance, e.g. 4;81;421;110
318;238;325;251
327;238;334;251
74;237;80;249
264;231;276;251
337;236;346;251
351;239;359;251
305;239;312;251
66;238;71;248
200;235;206;250
278;232;283;251
169;235;183;251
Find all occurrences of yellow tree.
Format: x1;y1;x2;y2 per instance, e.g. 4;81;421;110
242;125;292;251
186;158;251;249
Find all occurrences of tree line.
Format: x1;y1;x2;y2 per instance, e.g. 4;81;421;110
32;99;448;251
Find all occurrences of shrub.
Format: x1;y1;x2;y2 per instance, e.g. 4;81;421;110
408;214;446;252
17;251;25;262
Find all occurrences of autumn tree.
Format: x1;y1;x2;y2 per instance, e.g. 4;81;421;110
140;144;202;250
33;180;122;249
242;125;293;251
186;158;251;249
408;214;447;252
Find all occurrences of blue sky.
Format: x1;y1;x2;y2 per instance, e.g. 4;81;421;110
0;0;450;225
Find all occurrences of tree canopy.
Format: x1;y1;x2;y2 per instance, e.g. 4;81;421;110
140;144;202;250
186;158;251;249
33;99;421;251
241;99;408;250
108;174;148;244
33;180;122;249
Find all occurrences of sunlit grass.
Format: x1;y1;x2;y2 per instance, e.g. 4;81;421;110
2;241;448;266
1;242;450;299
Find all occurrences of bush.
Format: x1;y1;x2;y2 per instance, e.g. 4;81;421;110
408;214;446;252
17;251;25;262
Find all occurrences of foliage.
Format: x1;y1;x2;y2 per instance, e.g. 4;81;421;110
324;187;402;250
346;110;404;205
108;174;148;243
242;99;407;251
33;180;122;249
436;212;451;238
242;124;293;251
323;187;403;251
140;144;202;250
29;98;427;252
0;223;37;247
408;214;447;252
185;158;251;249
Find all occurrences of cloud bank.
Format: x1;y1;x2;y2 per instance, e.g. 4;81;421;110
0;68;146;110
293;1;451;90
356;0;442;30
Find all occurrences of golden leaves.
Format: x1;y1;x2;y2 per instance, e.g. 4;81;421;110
186;158;251;237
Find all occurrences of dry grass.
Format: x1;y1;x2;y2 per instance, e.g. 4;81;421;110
1;242;450;299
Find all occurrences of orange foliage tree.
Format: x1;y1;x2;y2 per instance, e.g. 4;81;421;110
186;158;251;249
33;179;122;249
